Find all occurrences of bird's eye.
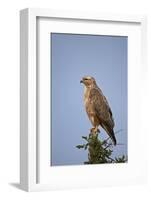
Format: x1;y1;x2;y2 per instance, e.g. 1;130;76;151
84;78;88;80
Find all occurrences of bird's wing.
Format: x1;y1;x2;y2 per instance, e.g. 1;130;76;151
89;87;114;129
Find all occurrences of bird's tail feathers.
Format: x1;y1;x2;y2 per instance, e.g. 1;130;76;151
102;124;117;146
109;130;117;146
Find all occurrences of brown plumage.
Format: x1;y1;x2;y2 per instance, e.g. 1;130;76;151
80;76;116;145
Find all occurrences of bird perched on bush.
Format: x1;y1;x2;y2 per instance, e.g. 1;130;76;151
80;76;116;145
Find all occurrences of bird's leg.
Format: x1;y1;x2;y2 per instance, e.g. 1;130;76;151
90;126;100;134
94;126;100;133
90;127;95;134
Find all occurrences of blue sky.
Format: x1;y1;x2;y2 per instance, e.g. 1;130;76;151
51;33;127;166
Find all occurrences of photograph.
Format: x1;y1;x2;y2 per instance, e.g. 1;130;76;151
51;33;128;166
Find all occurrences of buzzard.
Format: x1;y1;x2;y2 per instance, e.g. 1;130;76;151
80;76;116;145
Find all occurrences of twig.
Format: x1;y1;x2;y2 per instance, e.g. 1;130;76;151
106;155;115;162
116;143;125;146
104;143;113;150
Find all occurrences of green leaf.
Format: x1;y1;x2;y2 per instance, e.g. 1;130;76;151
76;145;85;149
82;136;88;141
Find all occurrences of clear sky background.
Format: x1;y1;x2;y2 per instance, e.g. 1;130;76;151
51;33;127;166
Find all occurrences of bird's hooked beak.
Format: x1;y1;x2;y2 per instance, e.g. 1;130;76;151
80;79;83;83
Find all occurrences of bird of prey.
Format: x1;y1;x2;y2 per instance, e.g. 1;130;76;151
80;76;116;145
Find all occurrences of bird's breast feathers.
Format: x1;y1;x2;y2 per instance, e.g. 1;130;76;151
84;87;94;113
84;86;89;105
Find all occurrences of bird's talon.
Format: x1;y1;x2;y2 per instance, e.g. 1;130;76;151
90;128;100;134
90;128;94;134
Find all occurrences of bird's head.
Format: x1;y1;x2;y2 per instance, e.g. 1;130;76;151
80;76;96;87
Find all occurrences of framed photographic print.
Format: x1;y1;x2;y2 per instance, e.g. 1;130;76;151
20;8;147;191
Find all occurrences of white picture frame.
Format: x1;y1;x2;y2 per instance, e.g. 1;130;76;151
20;8;147;192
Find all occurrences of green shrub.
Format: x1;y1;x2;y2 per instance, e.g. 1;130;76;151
76;133;127;164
